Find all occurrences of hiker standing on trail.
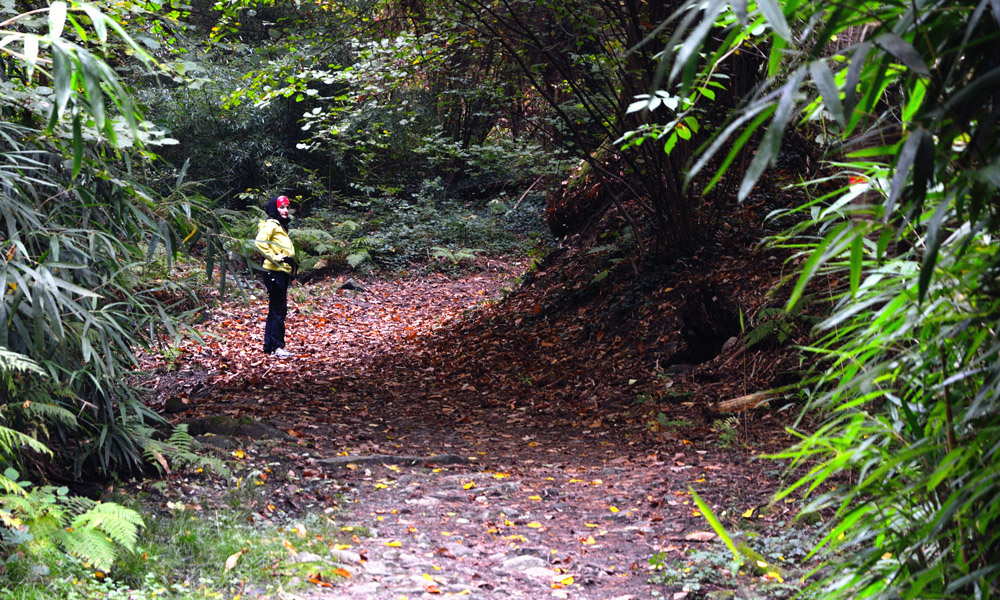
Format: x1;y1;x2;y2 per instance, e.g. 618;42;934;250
256;195;297;358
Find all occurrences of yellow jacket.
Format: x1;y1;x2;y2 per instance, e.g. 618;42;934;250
255;219;295;274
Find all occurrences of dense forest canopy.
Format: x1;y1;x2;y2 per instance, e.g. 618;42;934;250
0;0;998;598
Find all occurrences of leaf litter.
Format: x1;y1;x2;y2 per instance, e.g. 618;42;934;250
137;226;819;598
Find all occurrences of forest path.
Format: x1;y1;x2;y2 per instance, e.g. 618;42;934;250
154;263;785;599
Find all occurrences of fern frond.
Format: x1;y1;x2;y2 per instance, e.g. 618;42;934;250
591;269;610;283
171;450;231;478
61;493;98;517
71;501;144;552
337;220;360;233
0;492;36;513
0;425;52;459
61;527;117;572
20;401;78;427
168;424;194;453
586;244;618;255
746;320;778;349
0;346;46;377
346;250;371;268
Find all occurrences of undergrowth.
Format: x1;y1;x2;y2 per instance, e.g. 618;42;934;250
1;478;357;600
297;191;551;275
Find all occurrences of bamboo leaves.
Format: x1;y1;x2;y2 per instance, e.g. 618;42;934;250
654;0;1000;597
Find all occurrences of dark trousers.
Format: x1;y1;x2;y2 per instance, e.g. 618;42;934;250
262;270;289;353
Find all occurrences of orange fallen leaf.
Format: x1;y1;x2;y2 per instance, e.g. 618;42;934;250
282;540;298;556
308;575;333;587
224;548;246;571
332;568;351;579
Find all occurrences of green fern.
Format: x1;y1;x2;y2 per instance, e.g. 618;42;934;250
346;249;372;268
745;303;817;349
0;473;145;572
290;228;338;255
0;347;46;377
71;502;145;550
431;246;482;265
0;427;52;462
18;401;78;428
138;425;231;478
61;527;118;572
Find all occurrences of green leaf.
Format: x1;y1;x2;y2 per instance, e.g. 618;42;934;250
79;4;108;44
810;59;844;126
690;488;741;562
739;67;806;201
50;43;73;121
902;79;927;123
843;42;872;129
48;1;68;40
72;113;82;180
885;128;925;220
701;104;776;195
786;222;848;311
849;231;863;298
756;0;794;43
875;33;930;76
733;0;749;25
23;34;39;82
664;131;678;155
669;0;726;87
78;52;106;131
918;197;951;302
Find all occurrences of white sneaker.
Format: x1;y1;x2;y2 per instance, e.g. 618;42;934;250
272;348;294;358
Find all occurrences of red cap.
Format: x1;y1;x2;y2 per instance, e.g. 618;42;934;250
276;196;290;207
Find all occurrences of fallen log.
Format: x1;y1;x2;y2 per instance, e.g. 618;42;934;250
713;391;775;413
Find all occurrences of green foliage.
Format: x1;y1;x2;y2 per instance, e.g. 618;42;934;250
290;222;374;272
0;3;230;480
660;0;1000;598
139;425;231;479
711;415;741;448
744;302;815;350
430;246;482;265
1;496;354;599
361;191;550;272
0;470;144;573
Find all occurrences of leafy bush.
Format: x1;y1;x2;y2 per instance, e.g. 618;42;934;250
0;474;144;574
654;0;1000;598
0;3;228;479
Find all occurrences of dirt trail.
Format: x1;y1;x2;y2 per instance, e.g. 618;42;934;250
159;266;788;599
